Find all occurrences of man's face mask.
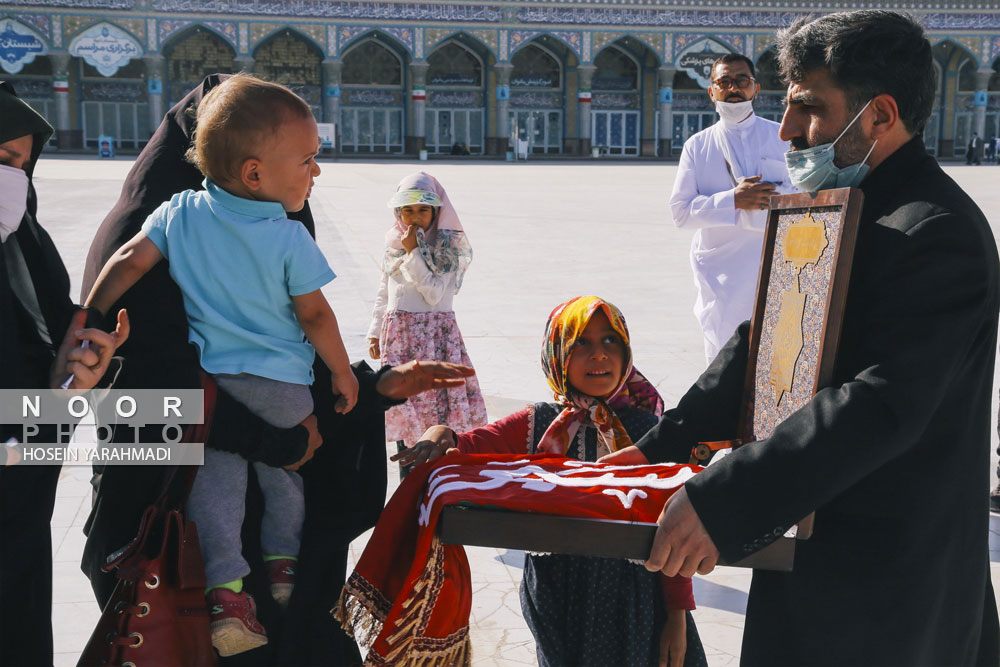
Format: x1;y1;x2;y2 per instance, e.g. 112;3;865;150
784;99;878;193
0;164;29;243
712;73;757;126
715;98;755;126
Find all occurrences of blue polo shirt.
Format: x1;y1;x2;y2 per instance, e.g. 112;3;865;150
142;181;335;384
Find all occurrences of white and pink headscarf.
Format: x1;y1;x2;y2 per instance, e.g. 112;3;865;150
383;171;473;291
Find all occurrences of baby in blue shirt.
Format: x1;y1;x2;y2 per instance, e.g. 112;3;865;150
84;74;358;656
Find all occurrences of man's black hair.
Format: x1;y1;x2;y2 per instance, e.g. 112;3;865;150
776;10;935;134
711;53;756;79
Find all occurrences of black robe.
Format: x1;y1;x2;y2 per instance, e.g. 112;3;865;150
0;81;73;666
80;75;394;666
637;136;1000;666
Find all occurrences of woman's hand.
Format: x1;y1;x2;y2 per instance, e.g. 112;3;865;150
50;308;130;390
597;444;650;465
658;611;687;667
375;360;474;401
368;337;381;359
284;414;323;471
390;425;458;467
401;225;418;253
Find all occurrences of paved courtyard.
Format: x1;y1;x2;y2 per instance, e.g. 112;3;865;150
36;157;1000;666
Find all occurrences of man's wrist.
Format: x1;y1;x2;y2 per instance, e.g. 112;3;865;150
80;305;108;331
373;365;407;407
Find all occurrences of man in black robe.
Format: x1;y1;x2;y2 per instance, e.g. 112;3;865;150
605;12;1000;665
80;75;472;665
0;82;128;667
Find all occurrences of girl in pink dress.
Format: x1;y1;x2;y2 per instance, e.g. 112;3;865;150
367;172;488;446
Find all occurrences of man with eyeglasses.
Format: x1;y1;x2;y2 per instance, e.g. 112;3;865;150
669;53;794;364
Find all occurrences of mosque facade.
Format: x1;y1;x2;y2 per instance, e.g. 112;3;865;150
0;1;997;158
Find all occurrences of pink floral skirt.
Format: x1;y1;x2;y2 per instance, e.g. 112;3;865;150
380;310;488;446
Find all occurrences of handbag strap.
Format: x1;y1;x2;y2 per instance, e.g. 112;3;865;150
157;371;218;510
103;373;219;571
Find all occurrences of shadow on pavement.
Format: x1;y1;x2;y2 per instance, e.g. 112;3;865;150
496;549;526;569
693;578;749;615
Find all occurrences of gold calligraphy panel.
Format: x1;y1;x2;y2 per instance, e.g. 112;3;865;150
768;212;829;406
752;208;839;441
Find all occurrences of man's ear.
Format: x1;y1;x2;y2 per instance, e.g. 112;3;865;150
240;158;262;191
870;94;899;140
707;86;718;103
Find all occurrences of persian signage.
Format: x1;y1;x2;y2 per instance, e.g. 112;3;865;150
509;91;561;108
511;76;556;88
69;23;142;77
344;89;400;106
592;76;633;91
676;39;732;89
429;74;478;86
428;90;482;107
0;19;47;75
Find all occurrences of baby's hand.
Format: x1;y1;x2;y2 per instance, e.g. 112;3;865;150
401;225;418;253
332;369;360;414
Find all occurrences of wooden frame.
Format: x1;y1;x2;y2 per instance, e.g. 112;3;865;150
735;187;865;543
740;188;864;441
436;188;864;571
439;506;796;571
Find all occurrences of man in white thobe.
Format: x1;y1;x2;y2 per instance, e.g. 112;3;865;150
670;54;794;362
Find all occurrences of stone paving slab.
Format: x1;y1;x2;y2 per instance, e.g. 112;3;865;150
32;158;1000;665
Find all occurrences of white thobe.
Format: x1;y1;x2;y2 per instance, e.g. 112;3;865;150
669;113;794;362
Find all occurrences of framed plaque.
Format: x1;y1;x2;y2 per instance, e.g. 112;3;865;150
736;186;865;542
436;188;863;571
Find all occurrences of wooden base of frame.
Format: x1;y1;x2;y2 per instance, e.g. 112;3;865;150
438;505;796;572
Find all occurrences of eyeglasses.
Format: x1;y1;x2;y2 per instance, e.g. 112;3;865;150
712;75;756;90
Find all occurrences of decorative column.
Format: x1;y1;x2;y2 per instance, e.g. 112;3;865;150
658;66;676;159
143;54;166;137
406;61;429;155
233;55;255;74
577;64;596;155
321;58;342;127
50;53;75;149
489;63;512;155
974;68;992;161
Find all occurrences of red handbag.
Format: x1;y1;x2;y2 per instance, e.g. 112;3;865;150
78;377;219;667
77;493;217;666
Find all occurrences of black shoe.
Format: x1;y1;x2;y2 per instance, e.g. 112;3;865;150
990;484;1000;513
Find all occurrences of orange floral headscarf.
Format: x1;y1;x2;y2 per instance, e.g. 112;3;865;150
536;296;664;456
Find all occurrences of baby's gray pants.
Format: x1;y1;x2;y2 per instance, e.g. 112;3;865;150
187;373;313;588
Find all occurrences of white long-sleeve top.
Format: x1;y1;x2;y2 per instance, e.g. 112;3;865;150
367;250;457;339
669;113;793;361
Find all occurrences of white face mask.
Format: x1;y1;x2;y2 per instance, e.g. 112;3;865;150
0;164;29;243
715;98;755;126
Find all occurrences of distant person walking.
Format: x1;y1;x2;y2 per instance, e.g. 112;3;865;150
966;131;982;164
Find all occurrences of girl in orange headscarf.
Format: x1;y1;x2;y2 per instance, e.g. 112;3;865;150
397;296;707;667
